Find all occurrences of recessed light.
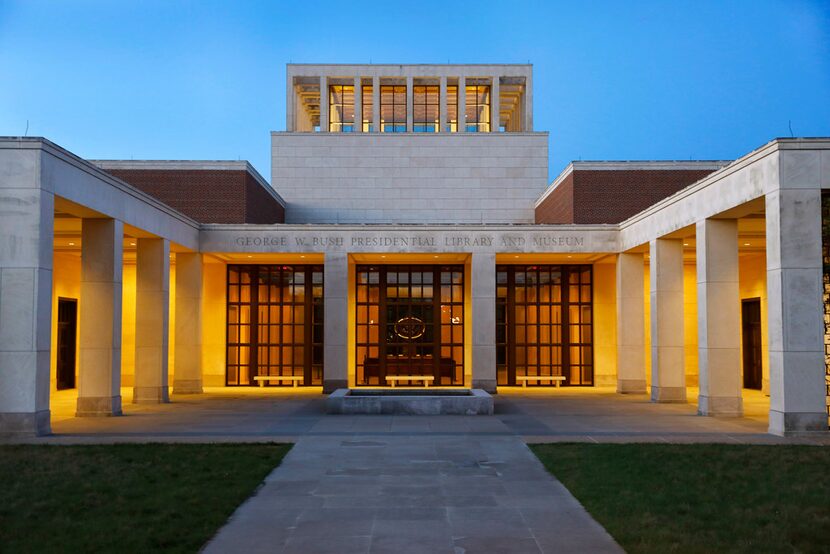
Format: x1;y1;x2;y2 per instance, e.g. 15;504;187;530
683;243;689;246
130;242;136;246
68;242;75;246
300;255;305;258
514;255;519;259
247;255;252;258
743;242;750;246
567;255;572;258
381;255;386;258
433;255;438;258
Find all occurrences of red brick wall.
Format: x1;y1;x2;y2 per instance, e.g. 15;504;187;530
245;172;285;224
535;173;574;224
535;168;716;224
105;169;284;224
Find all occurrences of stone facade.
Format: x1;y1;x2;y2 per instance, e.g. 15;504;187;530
272;132;548;224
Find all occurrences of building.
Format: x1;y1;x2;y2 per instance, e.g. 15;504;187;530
0;63;828;437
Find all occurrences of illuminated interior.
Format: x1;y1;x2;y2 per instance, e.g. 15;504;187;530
496;265;594;386
328;84;355;132
355;265;465;386
226;265;324;386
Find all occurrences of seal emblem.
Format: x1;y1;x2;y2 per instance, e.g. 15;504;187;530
394;315;426;340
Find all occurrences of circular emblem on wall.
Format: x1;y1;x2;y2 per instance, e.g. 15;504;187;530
394;316;426;340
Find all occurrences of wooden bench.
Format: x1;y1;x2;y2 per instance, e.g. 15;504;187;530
253;375;303;387
516;375;566;387
385;375;435;388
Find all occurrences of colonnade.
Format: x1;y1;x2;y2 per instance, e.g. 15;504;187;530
615;189;827;434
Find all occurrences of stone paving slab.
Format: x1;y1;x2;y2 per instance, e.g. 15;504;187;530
202;431;623;554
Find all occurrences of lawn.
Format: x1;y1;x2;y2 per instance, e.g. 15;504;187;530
0;443;291;553
531;443;830;554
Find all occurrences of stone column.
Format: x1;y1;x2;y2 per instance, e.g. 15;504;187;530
286;75;295;132
616;252;647;393
766;188;825;434
406;76;413;132
133;238;170;403
319;75;329;133
490;76;500;132
372;76;380;133
649;238;686;402
323;252;348;392
0;149;53;435
77;218;123;417
353;76;362;133
458;76;466;133
471;252;496;392
173;252;202;394
439;76;447;133
697;219;742;416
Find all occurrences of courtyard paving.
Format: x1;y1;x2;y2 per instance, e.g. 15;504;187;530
11;387;829;553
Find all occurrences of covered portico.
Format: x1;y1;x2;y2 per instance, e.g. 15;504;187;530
0;138;203;435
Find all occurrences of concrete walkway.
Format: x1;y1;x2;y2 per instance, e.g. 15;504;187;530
203;433;622;554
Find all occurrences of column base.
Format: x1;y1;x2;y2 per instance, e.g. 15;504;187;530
323;379;348;394
76;396;122;417
768;410;828;436
650;385;686;403
172;380;203;394
698;395;743;417
617;379;647;394
0;410;51;436
133;386;170;404
472;379;497;393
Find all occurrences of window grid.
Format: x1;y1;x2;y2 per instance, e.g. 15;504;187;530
380;85;406;132
328;85;355;132
496;265;593;386
362;85;373;132
413;85;439;132
226;265;323;386
447;85;458;132
355;265;464;386
465;84;491;132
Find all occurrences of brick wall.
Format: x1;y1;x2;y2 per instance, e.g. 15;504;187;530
105;169;284;224
534;173;573;224
536;168;717;224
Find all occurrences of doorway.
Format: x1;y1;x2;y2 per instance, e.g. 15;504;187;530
355;265;465;386
742;298;763;390
56;297;77;390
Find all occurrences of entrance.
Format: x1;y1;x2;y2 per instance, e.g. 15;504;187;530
226;265;324;386
56;297;77;390
496;265;593;386
355;265;465;386
742;298;763;390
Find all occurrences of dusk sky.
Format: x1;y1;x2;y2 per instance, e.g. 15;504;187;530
1;0;828;181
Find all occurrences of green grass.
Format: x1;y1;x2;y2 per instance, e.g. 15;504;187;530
531;444;830;554
0;443;291;554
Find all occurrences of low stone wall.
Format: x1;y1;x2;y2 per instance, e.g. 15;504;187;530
326;389;493;415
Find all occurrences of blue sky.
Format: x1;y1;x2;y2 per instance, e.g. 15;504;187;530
1;0;828;182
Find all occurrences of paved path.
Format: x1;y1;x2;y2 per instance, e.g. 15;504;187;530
203;432;622;554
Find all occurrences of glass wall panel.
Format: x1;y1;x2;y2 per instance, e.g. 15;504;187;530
356;265;464;386
496;265;593;386
413;85;439;132
380;85;406;132
329;85;355;132
465;85;490;132
226;265;323;386
362;85;373;132
447;85;458;132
